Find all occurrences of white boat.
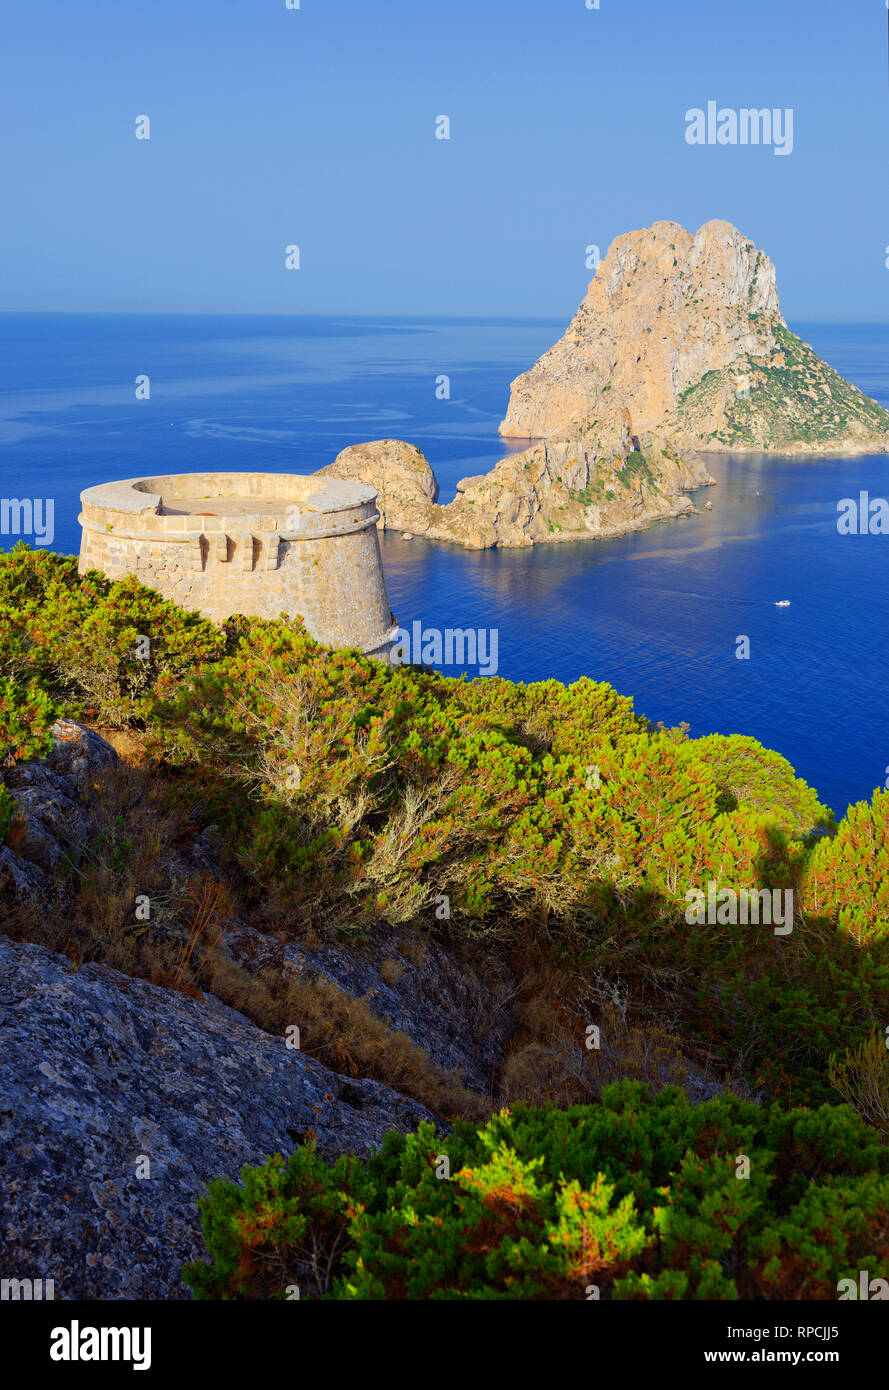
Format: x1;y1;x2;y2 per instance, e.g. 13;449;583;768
775;600;790;607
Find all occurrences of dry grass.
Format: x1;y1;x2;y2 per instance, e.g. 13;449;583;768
90;725;155;766
497;950;701;1108
6;759;197;963
398;934;429;967
3;737;729;1126
829;1030;889;1135
379;957;404;987
168;878;227;996
198;952;487;1120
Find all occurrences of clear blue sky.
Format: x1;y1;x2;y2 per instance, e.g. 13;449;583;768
1;0;887;319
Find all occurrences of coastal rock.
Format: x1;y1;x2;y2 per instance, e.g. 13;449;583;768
315;439;439;531
0;934;438;1300
660;332;889;454
311;417;712;551
499;219;889;455
303;220;888;554
420;410;712;549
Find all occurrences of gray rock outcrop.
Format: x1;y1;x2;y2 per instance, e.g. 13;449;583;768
0;934;438;1299
0;720;118;899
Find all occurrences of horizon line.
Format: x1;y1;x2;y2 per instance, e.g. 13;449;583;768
2;309;888;326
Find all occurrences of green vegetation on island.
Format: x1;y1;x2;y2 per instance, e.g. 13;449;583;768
674;319;889;452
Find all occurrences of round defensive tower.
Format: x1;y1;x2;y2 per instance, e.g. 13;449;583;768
78;471;398;659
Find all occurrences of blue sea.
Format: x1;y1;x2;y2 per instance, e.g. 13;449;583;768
1;312;888;819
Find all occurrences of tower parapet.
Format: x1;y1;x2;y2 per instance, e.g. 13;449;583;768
78;471;397;659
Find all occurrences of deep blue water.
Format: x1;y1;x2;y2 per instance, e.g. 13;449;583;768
1;312;887;818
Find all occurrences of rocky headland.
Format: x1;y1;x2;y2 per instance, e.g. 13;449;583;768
317;416;712;550
316;220;889;550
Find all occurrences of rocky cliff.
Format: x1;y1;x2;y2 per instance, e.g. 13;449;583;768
499;219;889;455
417;408;711;549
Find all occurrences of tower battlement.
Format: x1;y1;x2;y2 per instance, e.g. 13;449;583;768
78;471;397;659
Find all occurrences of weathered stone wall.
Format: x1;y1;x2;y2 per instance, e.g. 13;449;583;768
78;472;397;657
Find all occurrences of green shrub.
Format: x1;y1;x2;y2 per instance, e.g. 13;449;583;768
0;784;17;842
184;1146;375;1300
0;543;227;725
0;676;57;766
185;1084;889;1300
803;792;889;943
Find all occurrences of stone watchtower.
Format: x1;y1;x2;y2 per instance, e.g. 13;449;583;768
78;471;398;659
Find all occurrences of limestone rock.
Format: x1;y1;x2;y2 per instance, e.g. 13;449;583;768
420;409;712;549
311;418;712;552
499;219;889;455
315;439;439;532
3;775;86;871
0;934;438;1299
661;330;889;454
0;844;49;901
313;219;888;551
44;719;119;779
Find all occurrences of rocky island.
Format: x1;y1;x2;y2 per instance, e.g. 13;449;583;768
319;220;889;550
